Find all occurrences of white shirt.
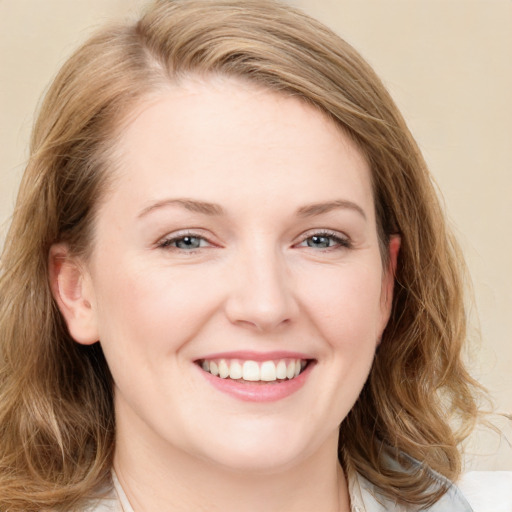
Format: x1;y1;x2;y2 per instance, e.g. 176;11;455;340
83;470;512;511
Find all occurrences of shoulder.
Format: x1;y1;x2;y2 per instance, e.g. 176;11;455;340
456;471;512;512
77;472;133;512
79;487;123;512
80;499;122;512
350;470;512;512
349;471;472;512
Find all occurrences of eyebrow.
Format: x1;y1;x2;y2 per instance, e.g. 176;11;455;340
138;198;225;218
296;200;367;220
138;197;366;220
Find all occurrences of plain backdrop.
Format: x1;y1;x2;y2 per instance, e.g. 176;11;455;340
1;0;511;468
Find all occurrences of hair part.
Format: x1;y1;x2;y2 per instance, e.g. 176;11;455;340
0;0;482;509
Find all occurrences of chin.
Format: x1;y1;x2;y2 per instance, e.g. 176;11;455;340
190;423;328;475
202;447;308;476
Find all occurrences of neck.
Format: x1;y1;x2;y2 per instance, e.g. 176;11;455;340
114;416;350;512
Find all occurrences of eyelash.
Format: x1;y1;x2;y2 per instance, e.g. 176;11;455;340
157;230;351;254
157;231;209;253
297;230;352;251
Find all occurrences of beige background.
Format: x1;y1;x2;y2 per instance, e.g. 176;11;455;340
1;1;511;467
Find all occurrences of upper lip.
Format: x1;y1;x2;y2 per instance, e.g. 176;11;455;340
195;350;314;362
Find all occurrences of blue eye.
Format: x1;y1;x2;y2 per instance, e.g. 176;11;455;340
159;234;208;251
306;235;334;249
174;236;203;249
299;232;350;250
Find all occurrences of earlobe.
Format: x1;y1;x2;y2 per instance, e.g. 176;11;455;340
49;243;99;345
387;235;401;279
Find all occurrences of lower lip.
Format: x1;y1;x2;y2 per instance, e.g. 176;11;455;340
196;362;315;402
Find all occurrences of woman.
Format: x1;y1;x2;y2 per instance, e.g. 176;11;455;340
0;0;505;510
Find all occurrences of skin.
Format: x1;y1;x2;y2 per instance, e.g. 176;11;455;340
51;76;399;511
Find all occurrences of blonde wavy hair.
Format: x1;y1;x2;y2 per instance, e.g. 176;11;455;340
0;0;481;510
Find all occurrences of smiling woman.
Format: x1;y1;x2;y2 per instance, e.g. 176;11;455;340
51;81;394;490
0;1;507;511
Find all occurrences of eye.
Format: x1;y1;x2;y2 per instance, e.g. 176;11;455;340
157;232;211;251
297;231;351;250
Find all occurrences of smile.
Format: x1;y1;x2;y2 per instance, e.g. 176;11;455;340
199;358;309;382
195;351;316;402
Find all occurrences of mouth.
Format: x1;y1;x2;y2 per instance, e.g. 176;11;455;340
195;357;313;383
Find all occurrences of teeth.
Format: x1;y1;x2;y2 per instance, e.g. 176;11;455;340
218;360;230;379
242;360;260;381
286;361;296;379
200;358;308;382
276;360;287;380
229;361;243;380
260;361;276;381
209;361;219;377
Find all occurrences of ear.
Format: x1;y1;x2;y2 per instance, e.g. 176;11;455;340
378;235;401;337
49;243;99;345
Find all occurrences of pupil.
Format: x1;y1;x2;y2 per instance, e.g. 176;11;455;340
309;235;329;248
178;236;200;249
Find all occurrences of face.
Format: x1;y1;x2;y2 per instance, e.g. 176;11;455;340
55;76;397;474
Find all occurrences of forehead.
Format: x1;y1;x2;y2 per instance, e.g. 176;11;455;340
103;76;374;222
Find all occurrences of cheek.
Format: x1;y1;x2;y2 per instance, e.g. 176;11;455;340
302;264;384;412
299;262;385;347
90;257;221;358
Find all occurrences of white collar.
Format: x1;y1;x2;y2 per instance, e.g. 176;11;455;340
109;467;477;512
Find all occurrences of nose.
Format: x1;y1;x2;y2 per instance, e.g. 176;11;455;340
224;244;299;333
